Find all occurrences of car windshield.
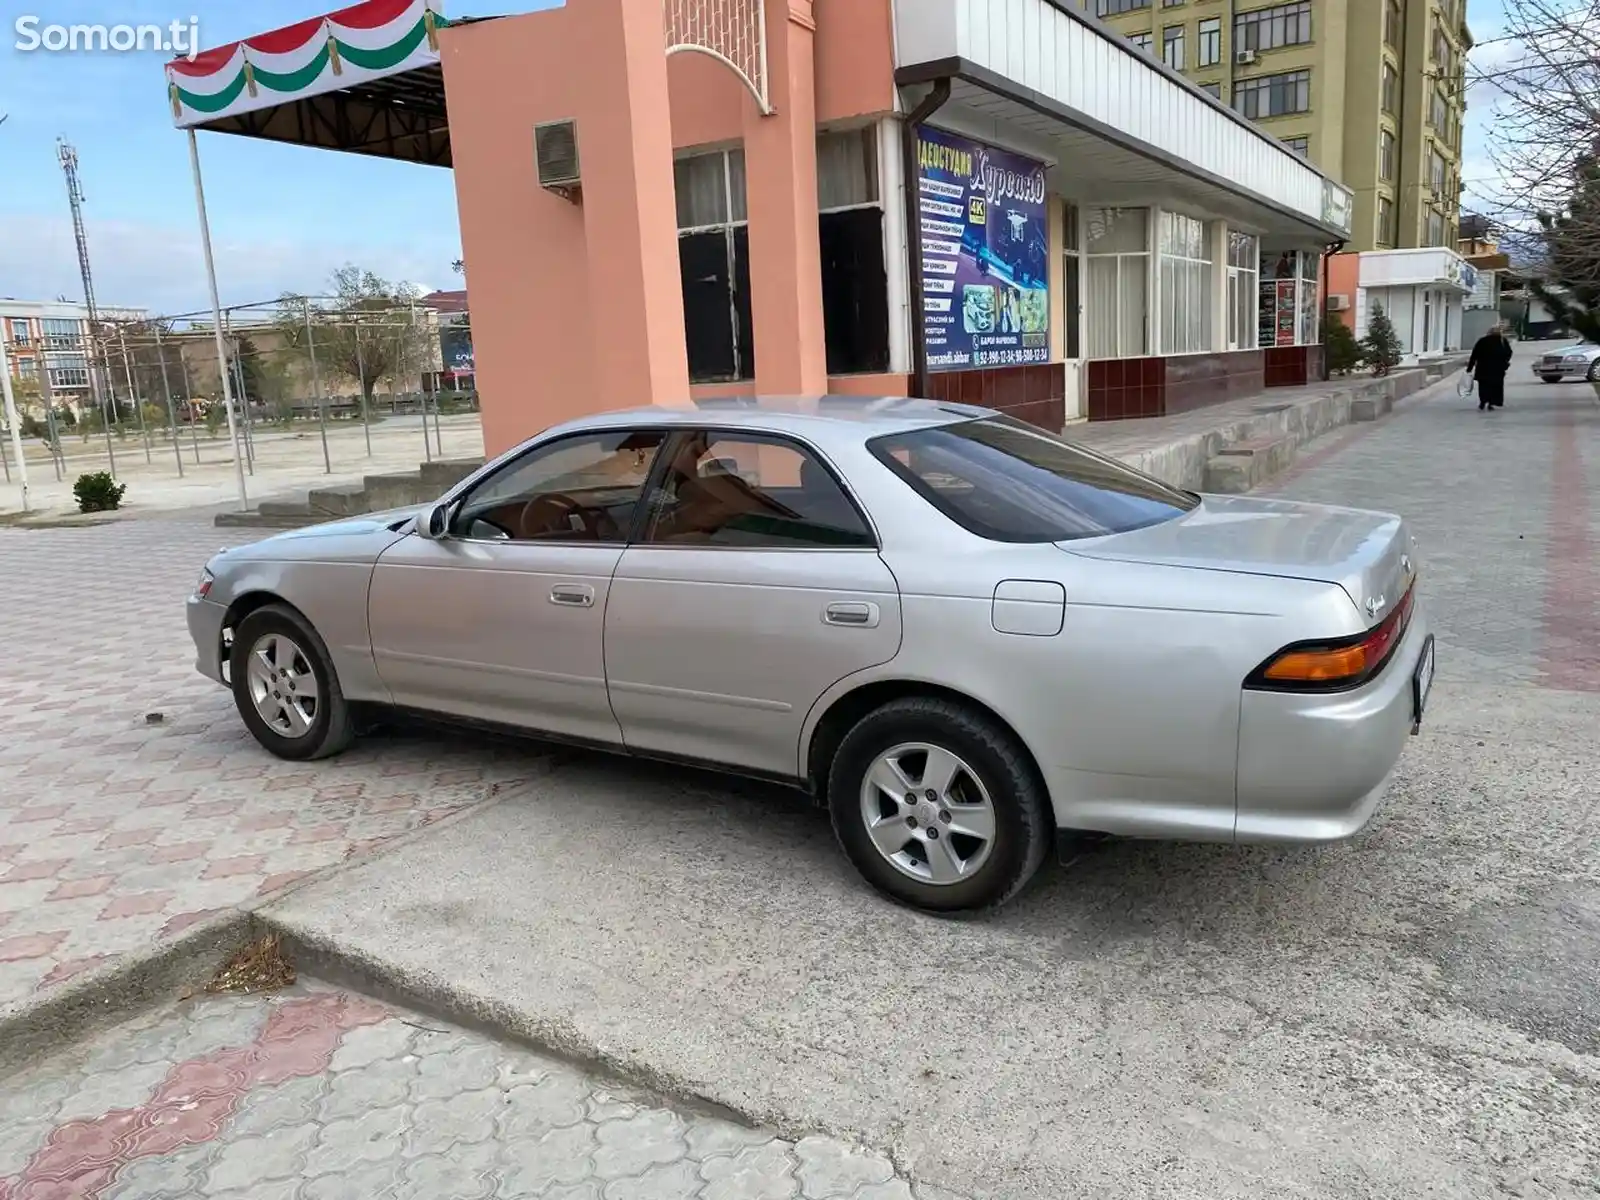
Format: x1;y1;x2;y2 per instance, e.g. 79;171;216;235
868;416;1199;543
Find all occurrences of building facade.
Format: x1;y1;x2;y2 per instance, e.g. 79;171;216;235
1326;246;1474;362
0;298;149;413
1094;0;1469;253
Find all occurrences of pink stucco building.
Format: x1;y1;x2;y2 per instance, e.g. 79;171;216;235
166;0;1353;457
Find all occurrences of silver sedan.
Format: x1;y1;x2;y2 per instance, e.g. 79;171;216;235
187;397;1434;912
1532;340;1600;382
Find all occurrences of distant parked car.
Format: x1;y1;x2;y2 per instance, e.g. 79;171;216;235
186;397;1433;912
1533;340;1600;382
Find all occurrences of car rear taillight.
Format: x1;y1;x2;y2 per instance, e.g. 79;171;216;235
195;569;214;599
1246;582;1415;691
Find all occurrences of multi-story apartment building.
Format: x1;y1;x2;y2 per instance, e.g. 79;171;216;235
1;298;149;413
1092;0;1470;251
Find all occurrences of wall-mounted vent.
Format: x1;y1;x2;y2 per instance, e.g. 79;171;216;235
534;120;581;198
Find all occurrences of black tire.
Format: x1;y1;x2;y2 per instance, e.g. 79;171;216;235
828;697;1051;913
230;603;355;761
1587;361;1600;383
1540;374;1562;383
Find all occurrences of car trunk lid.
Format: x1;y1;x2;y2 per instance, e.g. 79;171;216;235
1063;495;1416;623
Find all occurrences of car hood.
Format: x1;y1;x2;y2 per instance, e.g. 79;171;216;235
1063;494;1416;620
219;505;426;563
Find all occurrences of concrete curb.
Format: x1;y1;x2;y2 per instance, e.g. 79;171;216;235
0;763;555;1073
0;908;253;1077
1113;366;1435;491
258;909;796;1135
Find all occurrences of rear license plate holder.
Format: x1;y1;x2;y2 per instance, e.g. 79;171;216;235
1411;635;1436;733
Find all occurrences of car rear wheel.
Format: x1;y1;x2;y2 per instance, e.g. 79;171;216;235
1540;374;1563;383
230;604;355;761
828;697;1050;912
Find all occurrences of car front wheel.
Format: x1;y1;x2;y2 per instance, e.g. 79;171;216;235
230;603;355;761
1587;361;1600;382
828;697;1051;912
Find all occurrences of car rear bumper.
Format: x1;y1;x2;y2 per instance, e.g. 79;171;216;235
1234;600;1431;843
187;595;228;685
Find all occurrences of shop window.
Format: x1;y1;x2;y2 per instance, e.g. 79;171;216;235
1084;208;1149;359
675;150;754;383
1233;69;1310;119
1197;18;1221;66
1233;1;1311;53
1162;25;1185;69
1297;249;1318;345
816;128;889;376
1226;232;1258;352
1157;212;1213;356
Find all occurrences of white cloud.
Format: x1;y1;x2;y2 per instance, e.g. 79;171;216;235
0;212;453;318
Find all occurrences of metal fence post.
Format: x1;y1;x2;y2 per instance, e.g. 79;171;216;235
303;299;332;474
153;326;184;477
118;326;153;463
355;331;372;457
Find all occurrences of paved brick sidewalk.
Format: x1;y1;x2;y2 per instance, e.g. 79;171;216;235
0;982;953;1200
0;517;547;1015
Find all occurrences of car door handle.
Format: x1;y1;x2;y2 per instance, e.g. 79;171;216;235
823;601;880;628
549;584;595;608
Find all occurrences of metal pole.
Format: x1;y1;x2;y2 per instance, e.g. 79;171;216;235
187;128;247;511
223;312;255;472
229;337;255;474
355;329;372;456
36;353;62;480
303;299;331;474
118;326;152;463
0;336;30;512
153;326;184;477
175;334;202;464
409;306;431;463
91;329;117;477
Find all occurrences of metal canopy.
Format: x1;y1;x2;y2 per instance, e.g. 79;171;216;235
163;0;498;167
188;62;454;166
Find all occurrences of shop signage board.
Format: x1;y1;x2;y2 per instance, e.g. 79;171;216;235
914;125;1050;372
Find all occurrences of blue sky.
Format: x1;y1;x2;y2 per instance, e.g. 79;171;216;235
1;0;1507;318
0;0;556;316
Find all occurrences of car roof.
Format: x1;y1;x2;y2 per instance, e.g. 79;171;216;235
549;395;996;442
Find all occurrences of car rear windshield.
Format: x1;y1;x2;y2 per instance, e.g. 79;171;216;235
868;416;1199;543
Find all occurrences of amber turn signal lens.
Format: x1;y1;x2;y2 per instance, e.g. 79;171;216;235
1263;644;1369;683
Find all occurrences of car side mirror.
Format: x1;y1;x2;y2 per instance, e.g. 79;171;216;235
419;503;449;540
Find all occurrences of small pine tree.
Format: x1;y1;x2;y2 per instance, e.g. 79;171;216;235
1360;305;1402;375
1321;316;1362;375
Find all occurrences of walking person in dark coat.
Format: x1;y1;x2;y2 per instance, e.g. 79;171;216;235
1467;325;1514;410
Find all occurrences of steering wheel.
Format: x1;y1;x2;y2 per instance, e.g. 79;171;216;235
518;492;598;539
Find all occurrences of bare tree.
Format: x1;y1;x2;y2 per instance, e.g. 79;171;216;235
1474;1;1600;239
274;266;434;413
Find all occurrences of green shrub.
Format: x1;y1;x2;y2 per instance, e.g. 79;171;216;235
1321;317;1362;376
1360;306;1403;375
73;471;127;513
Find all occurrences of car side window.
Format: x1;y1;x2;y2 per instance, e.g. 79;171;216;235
452;430;667;543
641;433;874;549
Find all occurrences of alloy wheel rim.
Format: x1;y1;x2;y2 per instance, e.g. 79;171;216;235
245;632;320;739
858;742;997;885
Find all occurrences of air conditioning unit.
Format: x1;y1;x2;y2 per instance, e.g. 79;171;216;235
534;119;581;200
1326;294;1351;311
1235;48;1257;65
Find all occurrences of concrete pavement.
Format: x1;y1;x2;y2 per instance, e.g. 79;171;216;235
1;368;1595;1197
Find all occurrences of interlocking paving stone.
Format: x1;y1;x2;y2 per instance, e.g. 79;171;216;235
0;984;949;1199
0;515;550;1014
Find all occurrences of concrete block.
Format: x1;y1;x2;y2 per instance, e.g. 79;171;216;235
1203;433;1295;493
419;457;485;493
306;483;367;516
1350;384;1394;422
360;471;428;512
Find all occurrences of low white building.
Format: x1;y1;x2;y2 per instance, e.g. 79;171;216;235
1339;248;1474;363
